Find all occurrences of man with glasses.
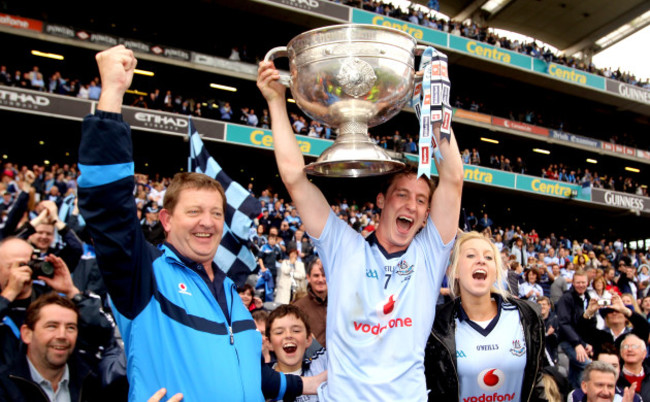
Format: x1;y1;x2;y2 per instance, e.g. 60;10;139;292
617;334;650;401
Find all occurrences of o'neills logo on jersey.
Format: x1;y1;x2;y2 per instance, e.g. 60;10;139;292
353;316;413;335
0;89;50;108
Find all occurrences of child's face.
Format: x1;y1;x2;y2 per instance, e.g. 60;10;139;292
269;314;312;372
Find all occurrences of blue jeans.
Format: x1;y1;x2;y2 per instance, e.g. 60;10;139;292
560;341;591;389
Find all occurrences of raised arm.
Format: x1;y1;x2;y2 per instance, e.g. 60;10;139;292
429;125;464;244
77;46;157;319
257;61;330;238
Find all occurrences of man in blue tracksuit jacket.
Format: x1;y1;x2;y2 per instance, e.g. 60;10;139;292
77;45;312;401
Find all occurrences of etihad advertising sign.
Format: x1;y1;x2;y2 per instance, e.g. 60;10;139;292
591;188;649;213
0;87;89;118
121;107;225;141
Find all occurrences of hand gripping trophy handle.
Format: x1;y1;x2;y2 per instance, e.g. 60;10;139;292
264;47;291;87
414;45;429;86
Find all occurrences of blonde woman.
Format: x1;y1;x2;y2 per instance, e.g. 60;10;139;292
424;231;546;402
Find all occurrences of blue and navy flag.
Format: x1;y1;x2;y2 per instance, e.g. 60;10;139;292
188;117;261;286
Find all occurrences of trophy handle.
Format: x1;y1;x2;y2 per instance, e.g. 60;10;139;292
264;46;291;87
415;45;428;56
414;45;429;85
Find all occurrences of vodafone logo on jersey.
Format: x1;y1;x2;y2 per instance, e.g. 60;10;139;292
378;294;397;317
462;368;515;402
352;294;413;335
478;368;504;391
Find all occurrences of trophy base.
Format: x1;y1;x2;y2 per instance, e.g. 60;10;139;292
304;159;405;178
304;129;405;177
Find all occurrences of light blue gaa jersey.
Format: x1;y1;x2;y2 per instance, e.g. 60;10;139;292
455;298;527;402
312;211;453;401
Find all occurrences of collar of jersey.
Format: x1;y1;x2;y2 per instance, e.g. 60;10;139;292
160;241;224;281
365;232;407;259
456;294;504;337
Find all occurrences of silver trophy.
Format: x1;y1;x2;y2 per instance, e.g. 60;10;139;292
265;24;425;177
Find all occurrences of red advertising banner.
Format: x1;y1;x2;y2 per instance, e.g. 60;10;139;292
602;142;614;152
615;144;624;153
0;13;43;32
454;109;492;124
491;117;549;136
624;147;635;156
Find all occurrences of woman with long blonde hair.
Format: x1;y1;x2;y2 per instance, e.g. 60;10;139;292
424;231;546;401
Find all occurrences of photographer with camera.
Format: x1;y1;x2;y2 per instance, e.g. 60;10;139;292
577;293;649;351
0;237;115;368
14;199;84;273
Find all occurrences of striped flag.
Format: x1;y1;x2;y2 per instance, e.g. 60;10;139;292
188;117;261;286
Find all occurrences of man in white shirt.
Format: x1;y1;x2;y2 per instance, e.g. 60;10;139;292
258;58;463;400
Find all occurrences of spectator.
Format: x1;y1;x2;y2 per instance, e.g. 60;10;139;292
77;45;318;401
0;65;11;85
237;283;262;312
278;220;293;246
538;296;560;364
140;203;165;246
285;207;302;233
520;267;544;302
0;292;114;402
265;304;327;397
617;334;650;401
293;258;327;349
511;237;529;267
87;79;101;101
275;246;306;304
578;293;649;348
578;361;630;402
0;238;114;368
287;228;313;263
470;148;480;165
259;229;284;279
17;200;84;272
568;344;640;402
557;270;593;388
549;263;568;305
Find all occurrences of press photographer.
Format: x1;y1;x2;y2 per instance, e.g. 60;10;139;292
0;237;114;368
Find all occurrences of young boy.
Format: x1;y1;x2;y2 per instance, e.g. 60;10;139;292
266;305;327;401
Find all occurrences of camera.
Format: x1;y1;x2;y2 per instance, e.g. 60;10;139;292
27;258;55;279
597;298;611;306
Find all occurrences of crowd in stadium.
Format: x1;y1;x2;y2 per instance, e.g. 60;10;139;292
333;0;650;90
0;2;648;395
0;152;649;400
1;61;647;198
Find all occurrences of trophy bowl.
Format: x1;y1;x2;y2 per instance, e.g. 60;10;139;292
265;24;423;177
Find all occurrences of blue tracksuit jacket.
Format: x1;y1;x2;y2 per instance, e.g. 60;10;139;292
77;111;291;401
